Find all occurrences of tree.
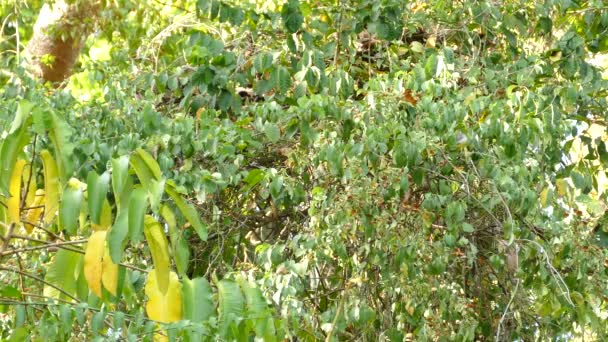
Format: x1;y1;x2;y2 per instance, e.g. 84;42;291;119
1;0;607;340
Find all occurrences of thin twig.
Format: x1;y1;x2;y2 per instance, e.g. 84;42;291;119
495;278;519;341
0;239;87;257
0;266;80;302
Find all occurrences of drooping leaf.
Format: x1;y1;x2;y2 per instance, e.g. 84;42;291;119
87;171;110;226
128;187;148;243
145;269;182;323
182;277;215;322
96;199;113;231
44;249;82;300
111;155;130;210
144;215;171;294
22;164;37;211
130;148;162;188
165;183;207;241
217;279;244;339
240;280;275;340
131;149;164;211
102;242;118;297
7;159;26;225
59;178;83;236
161;205;189;276
47;112;74;182
84;231;106;298
40;150;60;225
23;189;44;233
0;101;31;197
107;208;129;264
148;178;165;212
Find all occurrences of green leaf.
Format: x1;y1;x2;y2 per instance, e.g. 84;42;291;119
60;179;83;236
182;277;215;322
273;66;292;93
107;208;129;264
43;249;82;300
264;123;281;143
165;183;207;241
148;178;165;212
281;0;303;33
128;187;148;243
161;205;189;276
244;169;265;187
48;112;74;181
240;280;276;340
0;123;30;197
218;279;244;339
111;155;130;210
131;148;162;183
87;171;110;225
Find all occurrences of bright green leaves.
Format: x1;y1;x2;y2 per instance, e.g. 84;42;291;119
144;215;171;294
87;171;110;226
60;178;83;235
281;0;303;33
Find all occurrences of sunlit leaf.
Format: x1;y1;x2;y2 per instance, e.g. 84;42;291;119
23;189;45;233
84;231;106;298
7;159;26;225
145;269;182;323
144;215;171;294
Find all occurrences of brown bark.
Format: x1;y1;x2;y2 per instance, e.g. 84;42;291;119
25;0;101;83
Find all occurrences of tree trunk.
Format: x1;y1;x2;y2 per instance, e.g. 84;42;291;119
25;0;100;83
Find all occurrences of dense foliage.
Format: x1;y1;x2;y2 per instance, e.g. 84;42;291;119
1;0;608;340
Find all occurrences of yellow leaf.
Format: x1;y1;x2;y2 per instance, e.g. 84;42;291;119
145;269;182;323
40;150;60;225
144;215;171;294
23;189;45;234
22;164;37;212
102;243;118;296
84;231;105;297
539;187;551;207
92;199;113;231
7;159;26;225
